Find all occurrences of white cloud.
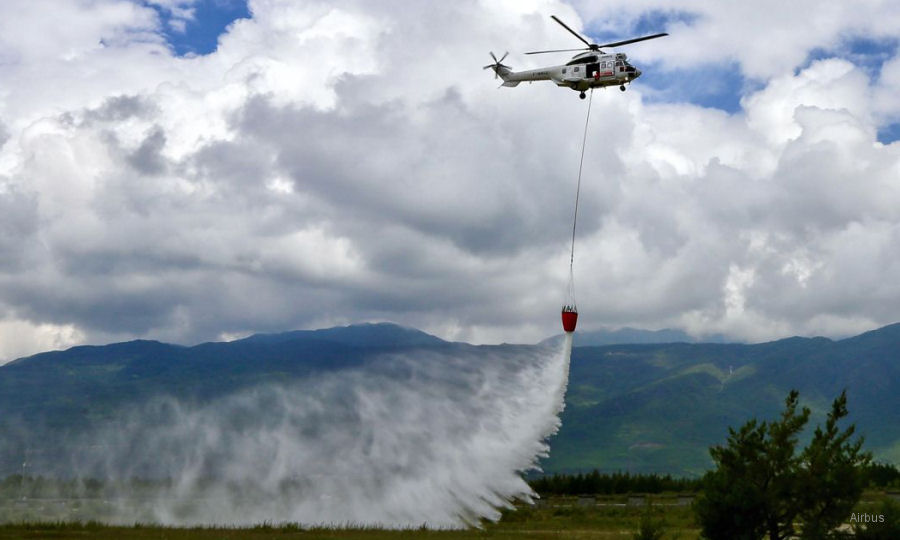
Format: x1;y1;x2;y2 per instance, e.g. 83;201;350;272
743;59;873;147
0;318;85;364
1;0;900;358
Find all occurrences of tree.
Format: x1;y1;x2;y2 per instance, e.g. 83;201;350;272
796;391;871;538
695;390;808;540
695;390;870;540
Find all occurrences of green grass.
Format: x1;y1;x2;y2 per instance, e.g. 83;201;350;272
2;492;895;539
0;496;702;539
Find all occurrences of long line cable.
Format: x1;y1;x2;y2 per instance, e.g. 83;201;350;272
568;88;593;300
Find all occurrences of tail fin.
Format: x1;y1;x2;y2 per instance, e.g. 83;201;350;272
500;73;519;87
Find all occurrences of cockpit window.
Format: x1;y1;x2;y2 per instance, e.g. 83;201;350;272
565;55;598;66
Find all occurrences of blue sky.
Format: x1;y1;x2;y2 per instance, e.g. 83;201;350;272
146;0;250;56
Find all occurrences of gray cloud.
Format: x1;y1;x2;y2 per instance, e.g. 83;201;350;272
87;95;157;124
0;186;39;272
237;94;569;255
127;127;168;175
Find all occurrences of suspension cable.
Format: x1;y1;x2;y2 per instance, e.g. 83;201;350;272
569;89;593;286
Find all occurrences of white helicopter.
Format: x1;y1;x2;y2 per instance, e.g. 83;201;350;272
485;15;667;99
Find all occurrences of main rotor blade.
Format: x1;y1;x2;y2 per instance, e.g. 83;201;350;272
551;15;592;48
525;47;589;55
596;32;668;49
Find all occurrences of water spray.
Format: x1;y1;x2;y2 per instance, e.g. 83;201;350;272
53;339;573;528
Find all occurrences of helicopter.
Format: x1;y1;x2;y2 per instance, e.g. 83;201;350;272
484;15;667;99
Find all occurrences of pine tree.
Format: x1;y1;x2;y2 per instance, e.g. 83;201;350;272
695;390;869;540
796;390;871;538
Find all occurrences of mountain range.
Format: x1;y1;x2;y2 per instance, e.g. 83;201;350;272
556;323;900;474
543;326;735;346
1;322;898;476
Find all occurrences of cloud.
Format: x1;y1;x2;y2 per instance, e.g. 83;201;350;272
0;185;39;269
0;318;84;363
1;0;900;358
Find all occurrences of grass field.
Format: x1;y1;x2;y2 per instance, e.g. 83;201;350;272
1;492;897;539
0;494;699;539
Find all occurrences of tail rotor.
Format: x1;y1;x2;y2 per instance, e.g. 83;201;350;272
482;51;509;79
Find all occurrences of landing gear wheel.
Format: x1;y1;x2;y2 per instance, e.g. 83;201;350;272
579;92;586;99
620;85;626;92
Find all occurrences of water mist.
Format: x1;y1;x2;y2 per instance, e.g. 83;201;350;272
65;335;573;527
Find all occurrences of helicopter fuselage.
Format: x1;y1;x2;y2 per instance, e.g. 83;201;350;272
498;51;641;92
485;15;665;97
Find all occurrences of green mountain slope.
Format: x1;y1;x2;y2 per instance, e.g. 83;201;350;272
545;325;900;475
2;322;899;477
